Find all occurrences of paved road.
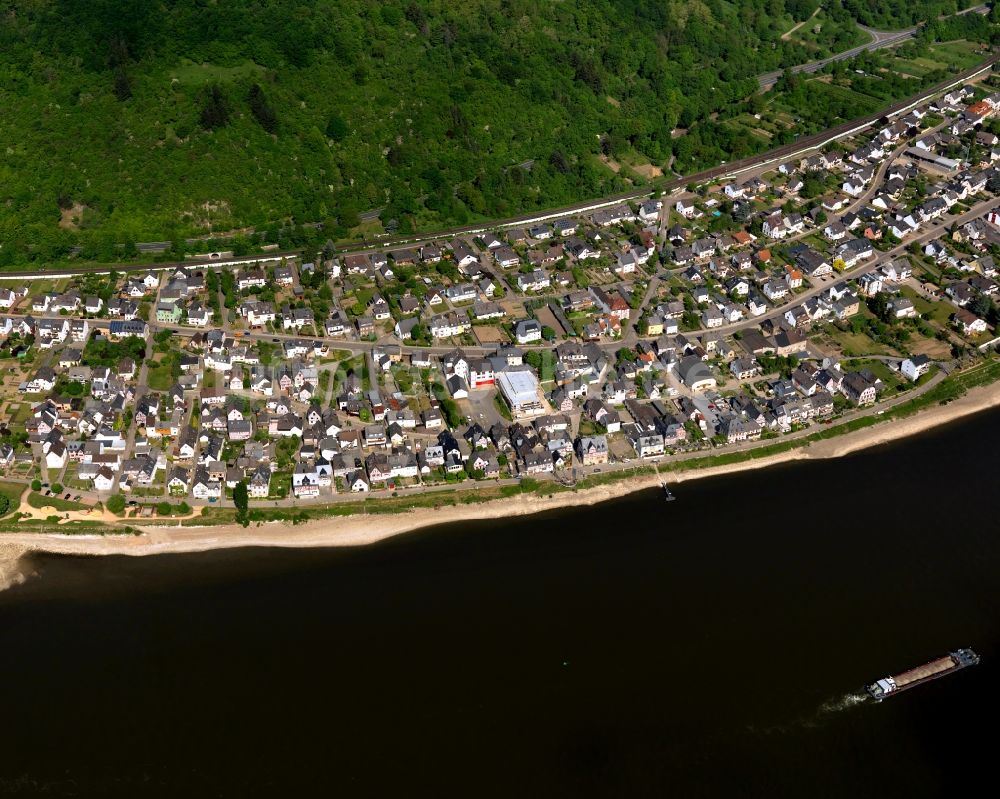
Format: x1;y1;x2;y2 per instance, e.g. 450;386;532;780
696;194;1000;341
8;191;998;365
114;356;150;494
0;251;299;280
758;4;990;89
758;29;913;90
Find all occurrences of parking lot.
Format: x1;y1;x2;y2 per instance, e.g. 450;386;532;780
462;388;507;429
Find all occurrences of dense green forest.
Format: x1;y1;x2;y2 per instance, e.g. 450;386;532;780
0;0;992;264
843;0;976;29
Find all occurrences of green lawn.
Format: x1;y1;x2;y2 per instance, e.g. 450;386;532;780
843;358;906;389
26;492;86;512
899;286;938;315
0;480;24;517
825;327;895;357
7;403;31;425
146;361;176;391
23;278;69;297
925;299;957;327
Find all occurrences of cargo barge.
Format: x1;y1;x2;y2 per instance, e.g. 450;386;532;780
866;648;979;701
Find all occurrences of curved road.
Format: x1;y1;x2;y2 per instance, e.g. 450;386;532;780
758;4;990;89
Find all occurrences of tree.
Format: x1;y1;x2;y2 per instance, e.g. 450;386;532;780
106;494;127;514
549;150;571;174
326;111;348;141
157;501;172;517
31;479;41;491
970;294;995;320
248;83;278;133
112;66;132;101
732;203;752;223
199;84;230;130
234;480;249;527
51;483;63;494
523;350;543;369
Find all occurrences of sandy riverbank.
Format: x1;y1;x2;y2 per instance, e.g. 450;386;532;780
0;543;32;591
1;379;999;579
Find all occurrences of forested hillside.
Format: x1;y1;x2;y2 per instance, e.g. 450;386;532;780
0;0;987;263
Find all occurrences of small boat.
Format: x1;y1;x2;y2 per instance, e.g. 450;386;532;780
662;484;675;502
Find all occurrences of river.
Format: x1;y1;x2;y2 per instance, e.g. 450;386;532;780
0;409;997;797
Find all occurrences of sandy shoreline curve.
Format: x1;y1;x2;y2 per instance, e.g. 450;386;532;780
1;379;998;575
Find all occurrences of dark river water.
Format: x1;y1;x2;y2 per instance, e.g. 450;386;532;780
1;409;998;797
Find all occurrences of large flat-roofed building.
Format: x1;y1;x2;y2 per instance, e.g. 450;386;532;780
905;148;959;173
496;369;545;418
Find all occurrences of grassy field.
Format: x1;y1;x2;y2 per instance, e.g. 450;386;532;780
925;298;958;327
23;278;70;297
926;40;985;69
167;59;266;87
889;41;983;78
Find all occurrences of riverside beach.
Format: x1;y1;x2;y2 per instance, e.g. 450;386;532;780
2;374;1000;581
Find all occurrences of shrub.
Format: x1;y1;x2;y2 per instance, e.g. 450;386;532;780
106;494;127;515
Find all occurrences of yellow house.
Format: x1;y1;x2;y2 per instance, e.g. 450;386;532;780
644;316;664;336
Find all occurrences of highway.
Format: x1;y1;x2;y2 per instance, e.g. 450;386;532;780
758;4;990;89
